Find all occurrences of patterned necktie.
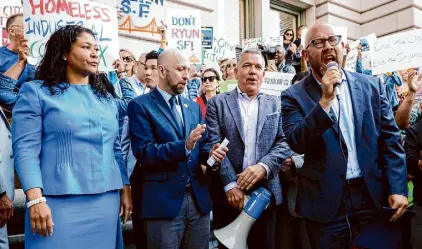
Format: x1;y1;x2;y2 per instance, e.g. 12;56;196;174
169;96;184;132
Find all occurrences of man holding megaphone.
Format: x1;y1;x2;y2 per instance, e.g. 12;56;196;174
206;48;294;249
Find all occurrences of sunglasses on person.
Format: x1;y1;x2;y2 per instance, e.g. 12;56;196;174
285;33;293;36
226;64;237;68
202;76;216;82
122;56;135;63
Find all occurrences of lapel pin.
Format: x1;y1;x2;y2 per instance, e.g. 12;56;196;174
184;104;188;108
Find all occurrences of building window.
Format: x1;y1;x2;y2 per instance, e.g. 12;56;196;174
239;0;254;43
270;1;305;39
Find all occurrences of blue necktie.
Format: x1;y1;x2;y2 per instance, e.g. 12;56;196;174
169;96;184;133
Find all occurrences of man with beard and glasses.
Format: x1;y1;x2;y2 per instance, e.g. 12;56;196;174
281;22;408;248
128;49;228;249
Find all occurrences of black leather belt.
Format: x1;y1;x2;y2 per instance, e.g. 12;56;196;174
345;177;364;186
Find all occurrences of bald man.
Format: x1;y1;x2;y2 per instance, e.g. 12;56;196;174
128;49;228;249
281;23;408;248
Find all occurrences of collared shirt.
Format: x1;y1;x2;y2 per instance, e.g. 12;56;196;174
224;87;271;192
126;75;145;96
313;70;362;179
156;86;184;126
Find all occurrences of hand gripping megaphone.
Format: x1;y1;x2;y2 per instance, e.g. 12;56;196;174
214;187;272;249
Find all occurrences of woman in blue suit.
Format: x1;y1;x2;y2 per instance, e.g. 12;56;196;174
12;25;132;249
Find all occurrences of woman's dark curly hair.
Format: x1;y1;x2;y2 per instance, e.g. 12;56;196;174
35;25;108;98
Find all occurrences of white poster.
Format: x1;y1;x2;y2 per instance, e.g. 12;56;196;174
371;29;422;75
0;0;22;28
203;36;236;71
166;8;201;64
23;0;119;71
261;72;295;96
345;34;376;72
242;36;282;50
117;0;165;40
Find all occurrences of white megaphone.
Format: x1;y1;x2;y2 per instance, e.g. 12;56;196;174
214;187;272;249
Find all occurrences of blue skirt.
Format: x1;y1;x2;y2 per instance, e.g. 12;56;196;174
25;190;123;249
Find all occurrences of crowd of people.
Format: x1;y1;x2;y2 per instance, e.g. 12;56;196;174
0;11;420;249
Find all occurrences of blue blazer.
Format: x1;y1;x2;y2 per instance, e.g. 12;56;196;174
0;108;14;201
281;70;407;223
128;89;212;219
12;81;129;195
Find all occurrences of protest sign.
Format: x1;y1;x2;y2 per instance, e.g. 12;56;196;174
23;0;119;71
261;72;294;96
201;26;213;49
0;0;22;28
118;0;165;39
345;34;376;72
219;80;237;93
166;8;202;64
242;36;282;50
0;0;22;45
218;72;294;96
371;29;422;75
203;36;236;71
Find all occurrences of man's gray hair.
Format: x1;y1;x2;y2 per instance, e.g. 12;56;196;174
238;48;265;68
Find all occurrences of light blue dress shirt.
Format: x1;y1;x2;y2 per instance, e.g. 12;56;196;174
313;71;362;179
12;81;129;195
156;86;184;125
125;75;145;96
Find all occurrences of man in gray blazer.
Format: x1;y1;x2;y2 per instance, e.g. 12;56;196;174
206;48;293;249
0;107;14;249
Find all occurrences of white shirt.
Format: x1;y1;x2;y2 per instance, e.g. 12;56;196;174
313;71;362;179
224;87;270;192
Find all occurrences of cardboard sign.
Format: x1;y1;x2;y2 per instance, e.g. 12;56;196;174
117;0;165;39
345;34;376;72
371;29;422;75
0;0;23;45
166;8;202;64
219;72;294;96
23;0;119;71
203;36;236;71
261;72;294;96
242;36;282;50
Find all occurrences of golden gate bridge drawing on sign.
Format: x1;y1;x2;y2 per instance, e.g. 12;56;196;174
118;15;161;35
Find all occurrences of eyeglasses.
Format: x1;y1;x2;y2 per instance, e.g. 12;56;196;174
306;35;342;49
122;56;135;63
226;64;237;68
285;33;293;36
202;76;216;82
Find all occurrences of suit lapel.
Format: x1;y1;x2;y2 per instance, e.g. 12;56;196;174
225;90;245;144
257;95;271;138
179;97;191;138
0;108;11;132
305;76;340;135
150;89;183;138
344;71;364;146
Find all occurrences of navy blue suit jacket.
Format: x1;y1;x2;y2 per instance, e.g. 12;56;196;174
281;70;407;223
128;88;212;219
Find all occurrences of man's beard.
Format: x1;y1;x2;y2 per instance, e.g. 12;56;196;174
166;74;185;95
